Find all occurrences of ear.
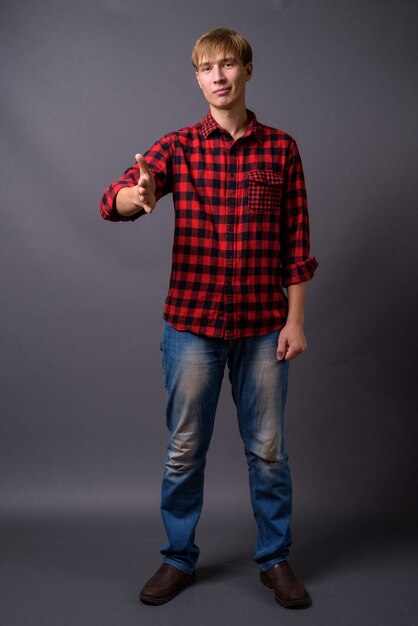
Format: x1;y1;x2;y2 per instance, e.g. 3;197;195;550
245;62;253;82
194;72;202;89
195;71;203;90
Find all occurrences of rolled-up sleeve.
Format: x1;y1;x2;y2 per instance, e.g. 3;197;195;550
280;138;318;287
99;135;174;221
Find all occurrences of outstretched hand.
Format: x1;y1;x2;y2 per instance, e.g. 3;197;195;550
135;153;156;213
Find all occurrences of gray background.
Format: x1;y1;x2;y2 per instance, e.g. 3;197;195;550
1;1;417;624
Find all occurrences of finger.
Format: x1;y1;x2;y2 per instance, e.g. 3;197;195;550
135;153;150;174
284;347;297;361
138;184;149;197
137;190;154;213
285;343;306;361
277;335;288;361
138;191;150;209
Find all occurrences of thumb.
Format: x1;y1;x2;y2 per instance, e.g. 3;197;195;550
277;332;288;361
135;153;149;174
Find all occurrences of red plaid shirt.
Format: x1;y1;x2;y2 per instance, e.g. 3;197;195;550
100;110;318;339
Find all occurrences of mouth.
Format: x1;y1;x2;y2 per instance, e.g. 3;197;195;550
213;87;230;96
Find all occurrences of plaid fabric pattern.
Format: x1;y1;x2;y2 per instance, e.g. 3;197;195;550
100;110;318;339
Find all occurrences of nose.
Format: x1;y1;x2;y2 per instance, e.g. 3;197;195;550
213;64;226;83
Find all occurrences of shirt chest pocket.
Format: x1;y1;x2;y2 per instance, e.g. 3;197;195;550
248;170;284;213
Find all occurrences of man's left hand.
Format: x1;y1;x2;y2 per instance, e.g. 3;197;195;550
277;323;307;361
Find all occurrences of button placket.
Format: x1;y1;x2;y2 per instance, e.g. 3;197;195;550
224;146;237;339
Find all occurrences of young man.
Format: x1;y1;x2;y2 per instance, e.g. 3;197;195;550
100;28;318;608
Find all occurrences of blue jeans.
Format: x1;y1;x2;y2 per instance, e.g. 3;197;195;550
159;320;292;574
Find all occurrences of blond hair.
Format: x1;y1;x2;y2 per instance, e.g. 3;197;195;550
191;28;253;69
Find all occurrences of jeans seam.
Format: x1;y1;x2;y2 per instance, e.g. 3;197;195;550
248;458;267;546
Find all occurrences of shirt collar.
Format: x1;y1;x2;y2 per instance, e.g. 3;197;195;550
200;109;264;143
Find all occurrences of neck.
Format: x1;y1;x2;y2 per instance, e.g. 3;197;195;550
209;104;249;140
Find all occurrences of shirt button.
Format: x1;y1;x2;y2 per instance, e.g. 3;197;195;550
228;226;233;232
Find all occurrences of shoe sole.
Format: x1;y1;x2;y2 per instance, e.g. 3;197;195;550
260;572;311;609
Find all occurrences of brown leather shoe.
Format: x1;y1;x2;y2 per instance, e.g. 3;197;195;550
139;563;195;605
260;561;311;608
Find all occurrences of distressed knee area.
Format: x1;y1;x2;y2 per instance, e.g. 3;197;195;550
247;447;289;475
165;431;200;477
256;444;280;464
250;440;283;463
250;410;285;463
246;424;286;464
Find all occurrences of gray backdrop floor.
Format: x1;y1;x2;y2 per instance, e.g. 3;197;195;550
1;509;417;626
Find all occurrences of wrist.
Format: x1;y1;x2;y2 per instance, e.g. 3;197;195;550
285;315;304;327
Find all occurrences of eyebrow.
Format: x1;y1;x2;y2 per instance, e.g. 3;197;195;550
198;57;237;69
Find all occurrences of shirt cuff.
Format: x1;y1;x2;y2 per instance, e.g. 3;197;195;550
100;182;146;221
282;256;318;287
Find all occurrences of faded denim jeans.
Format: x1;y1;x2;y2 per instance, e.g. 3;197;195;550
159;320;292;574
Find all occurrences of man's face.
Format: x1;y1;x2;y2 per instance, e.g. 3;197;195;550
195;54;253;111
